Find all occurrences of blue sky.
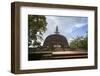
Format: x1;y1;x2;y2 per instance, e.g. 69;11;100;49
41;16;88;45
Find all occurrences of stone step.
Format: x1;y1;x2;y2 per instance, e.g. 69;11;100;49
51;55;88;59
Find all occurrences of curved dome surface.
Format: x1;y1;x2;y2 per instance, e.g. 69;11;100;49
43;34;69;48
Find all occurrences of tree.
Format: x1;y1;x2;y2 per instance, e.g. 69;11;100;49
70;32;88;50
28;15;47;47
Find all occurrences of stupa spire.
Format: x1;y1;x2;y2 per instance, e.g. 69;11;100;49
55;26;59;34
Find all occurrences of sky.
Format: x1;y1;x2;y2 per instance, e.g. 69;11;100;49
38;15;88;45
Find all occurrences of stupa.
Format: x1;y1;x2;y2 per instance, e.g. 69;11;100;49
43;26;69;50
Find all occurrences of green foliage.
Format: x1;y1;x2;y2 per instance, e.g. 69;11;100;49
70;34;88;50
28;15;47;47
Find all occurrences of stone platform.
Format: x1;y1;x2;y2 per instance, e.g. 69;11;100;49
28;50;88;60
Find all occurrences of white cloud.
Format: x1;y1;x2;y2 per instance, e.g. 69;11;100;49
74;23;87;28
